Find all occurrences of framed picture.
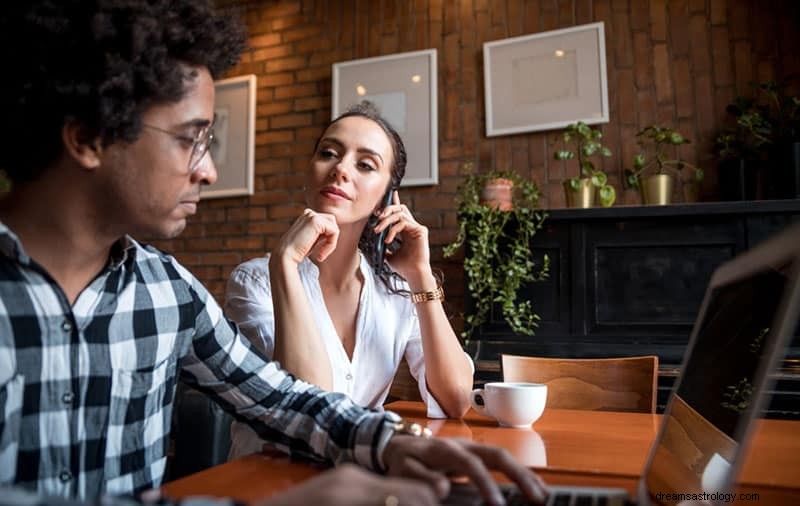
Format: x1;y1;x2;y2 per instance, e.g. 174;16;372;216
332;49;438;187
202;74;255;199
483;22;609;137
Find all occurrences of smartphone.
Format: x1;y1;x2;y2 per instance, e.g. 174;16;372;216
375;187;394;266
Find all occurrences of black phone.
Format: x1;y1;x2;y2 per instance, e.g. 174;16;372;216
375;187;394;266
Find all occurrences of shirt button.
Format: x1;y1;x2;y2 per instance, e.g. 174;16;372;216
345;373;353;381
59;470;72;483
62;392;74;405
61;320;72;332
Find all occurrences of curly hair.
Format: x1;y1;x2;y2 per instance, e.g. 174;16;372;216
0;0;247;184
314;101;417;295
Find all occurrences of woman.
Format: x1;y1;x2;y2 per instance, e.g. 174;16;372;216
225;102;473;459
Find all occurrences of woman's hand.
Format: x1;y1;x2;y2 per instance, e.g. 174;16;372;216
277;208;340;265
373;191;432;284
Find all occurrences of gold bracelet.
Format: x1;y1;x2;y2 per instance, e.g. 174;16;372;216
410;285;445;304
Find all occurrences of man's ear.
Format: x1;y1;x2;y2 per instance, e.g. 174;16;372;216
61;119;103;170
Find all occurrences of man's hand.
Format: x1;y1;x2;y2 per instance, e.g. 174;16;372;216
261;464;439;506
382;435;549;506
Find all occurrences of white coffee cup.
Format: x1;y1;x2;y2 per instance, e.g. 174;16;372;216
470;382;547;428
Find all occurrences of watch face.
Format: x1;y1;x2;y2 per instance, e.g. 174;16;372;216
395;420;432;438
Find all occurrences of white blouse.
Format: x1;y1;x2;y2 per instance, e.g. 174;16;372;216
224;253;473;458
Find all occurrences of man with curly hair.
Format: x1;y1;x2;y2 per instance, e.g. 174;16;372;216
0;1;548;506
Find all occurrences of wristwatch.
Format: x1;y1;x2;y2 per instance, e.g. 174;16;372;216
376;415;433;471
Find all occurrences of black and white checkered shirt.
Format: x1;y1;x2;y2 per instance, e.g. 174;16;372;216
0;223;396;502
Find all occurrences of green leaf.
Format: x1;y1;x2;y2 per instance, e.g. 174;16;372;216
591;171;607;186
633;153;646;169
569;178;582;191
601;147;612;157
694;168;705;183
624;169;640;189
669;132;686;144
598;185;616;207
580;161;595;175
554;150;574;160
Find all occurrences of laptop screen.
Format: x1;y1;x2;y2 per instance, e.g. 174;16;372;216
643;261;793;505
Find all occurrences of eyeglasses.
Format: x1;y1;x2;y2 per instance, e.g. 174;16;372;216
141;116;216;173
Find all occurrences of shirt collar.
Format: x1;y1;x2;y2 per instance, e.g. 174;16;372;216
0;220;137;270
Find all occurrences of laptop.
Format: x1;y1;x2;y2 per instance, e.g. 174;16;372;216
446;223;800;506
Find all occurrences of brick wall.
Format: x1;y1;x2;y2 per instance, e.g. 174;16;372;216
147;0;800;328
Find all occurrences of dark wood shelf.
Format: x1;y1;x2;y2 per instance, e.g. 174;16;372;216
467;199;800;417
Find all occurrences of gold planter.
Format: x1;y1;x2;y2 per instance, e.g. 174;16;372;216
564;178;595;208
640;174;674;205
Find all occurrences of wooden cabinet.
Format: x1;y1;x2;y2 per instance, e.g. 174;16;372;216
468;200;800;417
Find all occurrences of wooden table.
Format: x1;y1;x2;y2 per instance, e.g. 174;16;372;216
162;401;800;504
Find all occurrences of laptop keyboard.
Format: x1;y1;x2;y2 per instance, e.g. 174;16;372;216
443;482;631;506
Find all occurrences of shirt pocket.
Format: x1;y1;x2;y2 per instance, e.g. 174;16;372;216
0;374;24;484
104;355;177;493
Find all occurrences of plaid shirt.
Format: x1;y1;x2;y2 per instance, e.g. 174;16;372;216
0;223;396;502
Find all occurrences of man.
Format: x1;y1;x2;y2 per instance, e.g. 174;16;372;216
0;2;547;505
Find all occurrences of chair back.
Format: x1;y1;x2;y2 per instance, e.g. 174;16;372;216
500;354;658;413
385;357;422;403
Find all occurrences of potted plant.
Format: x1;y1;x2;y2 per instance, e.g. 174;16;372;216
624;125;703;205
716;81;800;200
553;122;616;208
444;167;549;340
715;95;773;200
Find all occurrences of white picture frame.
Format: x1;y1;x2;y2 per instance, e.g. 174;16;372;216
202;74;255;199
332;49;438;187
484;22;609;137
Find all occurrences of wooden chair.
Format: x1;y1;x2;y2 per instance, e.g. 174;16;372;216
385;357;423;403
501;354;659;413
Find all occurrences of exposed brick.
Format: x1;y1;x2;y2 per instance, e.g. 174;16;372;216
261;1;301;19
294;96;327;111
269;14;306;31
258;72;295;87
249;33;281;48
282;26;323;43
709;0;726;25
649;0;667;41
256;101;293;117
729;1;750;40
617;69;636;125
141;0;800;320
630;1;648;30
733;40;753;96
637;90;657;129
613;12;634;67
653;44;673;104
668;0;690;56
523;1;538;33
269;204;306;219
556;0;573;28
633;31;653;88
674;59;694;118
688;15;711;75
296;66;330;83
689;0;705;14
274;83;318;100
252;45;293;61
265;57;308;73
256;130;294;145
711;26;733;86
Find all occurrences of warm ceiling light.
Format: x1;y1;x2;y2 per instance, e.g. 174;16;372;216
356;84;366;96
411;74;421;83
554;49;565;57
